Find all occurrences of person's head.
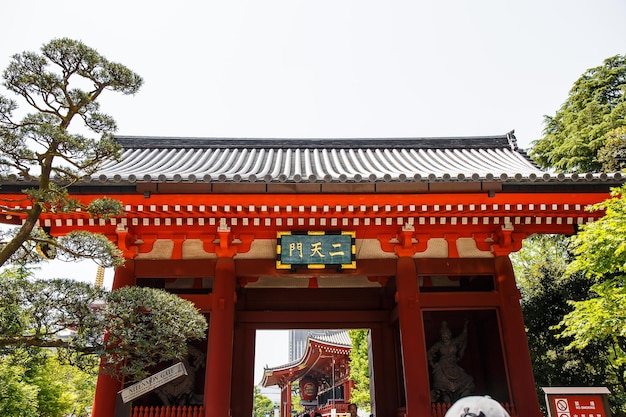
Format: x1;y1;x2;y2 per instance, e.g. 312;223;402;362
444;395;510;417
314;413;322;417
348;403;357;416
440;321;452;342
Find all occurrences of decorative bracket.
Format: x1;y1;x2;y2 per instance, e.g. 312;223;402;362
115;224;138;259
379;224;429;257
210;218;254;258
492;223;526;256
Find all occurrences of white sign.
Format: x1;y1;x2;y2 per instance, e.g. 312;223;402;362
119;362;187;403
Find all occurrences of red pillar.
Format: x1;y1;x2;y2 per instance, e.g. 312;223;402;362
370;325;399;417
91;260;136;417
230;326;256;417
280;382;292;417
204;257;236;417
395;256;431;417
495;256;542;417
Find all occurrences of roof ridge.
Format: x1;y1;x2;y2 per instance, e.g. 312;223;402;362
114;134;516;150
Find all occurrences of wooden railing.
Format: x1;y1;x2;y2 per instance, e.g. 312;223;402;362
131;405;204;417
429;402;517;417
130;402;518;417
315;402;349;416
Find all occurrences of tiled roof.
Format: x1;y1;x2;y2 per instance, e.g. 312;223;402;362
263;330;351;373
78;132;622;185
309;330;352;347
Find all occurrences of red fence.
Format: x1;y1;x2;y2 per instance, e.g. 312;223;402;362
430;402;517;417
130;402;517;417
131;406;204;417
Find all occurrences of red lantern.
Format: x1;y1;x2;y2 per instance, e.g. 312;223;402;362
300;377;318;402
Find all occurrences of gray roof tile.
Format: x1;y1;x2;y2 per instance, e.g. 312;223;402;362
3;132;624;186
87;133;577;184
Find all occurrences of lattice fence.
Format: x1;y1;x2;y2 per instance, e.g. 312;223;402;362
131;405;204;417
430;402;517;417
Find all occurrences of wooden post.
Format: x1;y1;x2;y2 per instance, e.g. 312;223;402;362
92;260;136;417
204;257;237;417
279;382;292;417
495;255;542;417
395;256;431;417
230;325;256;417
370;324;400;417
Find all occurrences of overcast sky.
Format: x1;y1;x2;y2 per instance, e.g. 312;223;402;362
2;0;625;401
2;1;626;150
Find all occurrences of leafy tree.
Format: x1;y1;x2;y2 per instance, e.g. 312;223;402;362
348;329;370;413
103;285;208;381
253;385;275;417
0;357;38;417
530;54;626;172
0;348;96;417
24;350;96;417
557;185;626;411
512;235;615;411
0;38;143;267
290;381;304;414
598;126;626;172
0;268;208;382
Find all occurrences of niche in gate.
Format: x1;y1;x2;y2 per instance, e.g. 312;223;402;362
423;310;509;405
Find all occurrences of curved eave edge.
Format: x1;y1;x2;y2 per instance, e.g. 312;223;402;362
1;173;623;187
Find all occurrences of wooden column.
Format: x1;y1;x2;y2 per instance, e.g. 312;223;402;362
204;257;237;417
495;255;542;417
395;256;430;417
91;260;136;417
370;324;400;417
230;325;256;417
280;382;292;417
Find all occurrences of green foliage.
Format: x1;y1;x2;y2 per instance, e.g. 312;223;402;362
521;54;626;415
554;186;626;412
54;230;124;267
598;126;626;172
0;351;96;417
87;196;124;220
0;226;124;268
24;352;95;417
0;38;143;267
512;234;571;298
253;385;275;417
103;286;208;381
0;269;107;361
567;185;626;281
0;227;124;268
530;54;626;172
348;329;370;412
514;189;626;414
0;268;208;382
512;235;611;406
0;357;38;417
290;381;303;413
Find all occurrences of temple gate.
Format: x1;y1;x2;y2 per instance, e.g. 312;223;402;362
1;132;622;417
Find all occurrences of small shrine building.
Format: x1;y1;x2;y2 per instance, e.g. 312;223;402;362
261;330;353;417
1;131;623;417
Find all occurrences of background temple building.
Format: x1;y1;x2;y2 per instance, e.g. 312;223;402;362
289;330;345;362
264;330;353;417
1;131;623;417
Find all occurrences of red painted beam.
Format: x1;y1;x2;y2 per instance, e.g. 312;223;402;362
178;294;213;313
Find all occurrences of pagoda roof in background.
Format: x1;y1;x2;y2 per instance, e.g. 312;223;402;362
261;330;351;388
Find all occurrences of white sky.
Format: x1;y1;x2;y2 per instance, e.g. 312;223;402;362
2;0;625;403
2;1;626;149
